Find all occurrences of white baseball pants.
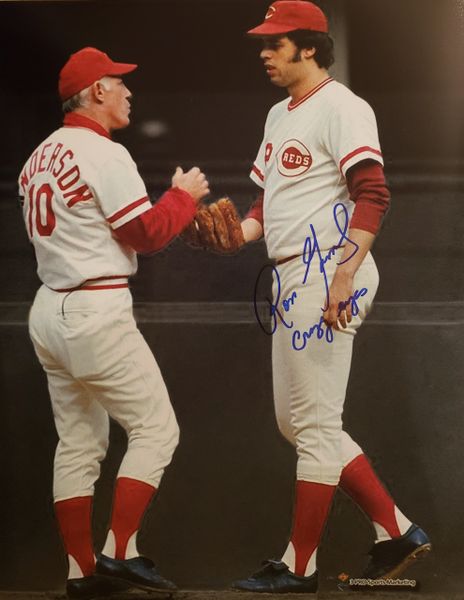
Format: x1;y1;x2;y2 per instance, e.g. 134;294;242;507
29;285;179;502
272;250;379;485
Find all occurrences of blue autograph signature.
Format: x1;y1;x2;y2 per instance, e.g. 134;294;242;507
253;203;367;350
302;203;359;311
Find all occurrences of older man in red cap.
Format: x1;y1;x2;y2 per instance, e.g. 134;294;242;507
18;47;209;599
231;1;431;593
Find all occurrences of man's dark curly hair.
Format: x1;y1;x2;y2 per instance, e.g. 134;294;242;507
286;30;334;69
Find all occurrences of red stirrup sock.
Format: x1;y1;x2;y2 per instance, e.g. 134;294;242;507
54;496;95;578
103;477;156;560
282;481;336;576
339;454;411;541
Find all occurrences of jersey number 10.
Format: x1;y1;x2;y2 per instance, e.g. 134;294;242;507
27;183;56;237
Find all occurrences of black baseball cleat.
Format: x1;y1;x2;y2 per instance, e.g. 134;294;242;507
231;559;318;593
66;574;130;599
362;524;432;580
96;553;177;593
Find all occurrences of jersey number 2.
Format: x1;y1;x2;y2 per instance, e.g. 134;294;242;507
28;183;56;237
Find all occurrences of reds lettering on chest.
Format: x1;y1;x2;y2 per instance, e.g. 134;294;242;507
282;149;311;167
19;141;94;208
276;139;313;177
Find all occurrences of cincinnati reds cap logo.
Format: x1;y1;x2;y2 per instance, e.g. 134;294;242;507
265;5;276;19
277;139;313;177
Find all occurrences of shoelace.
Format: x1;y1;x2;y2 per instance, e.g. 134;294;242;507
254;560;288;576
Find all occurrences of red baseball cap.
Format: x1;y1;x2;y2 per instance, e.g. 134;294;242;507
247;1;328;36
58;47;138;101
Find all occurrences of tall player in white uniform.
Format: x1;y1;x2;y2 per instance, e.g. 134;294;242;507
232;2;431;593
18;47;209;599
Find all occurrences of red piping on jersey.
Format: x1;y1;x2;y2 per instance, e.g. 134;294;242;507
340;146;382;173
108;196;150;224
252;164;264;181
114;187;197;254
288;77;334;111
63;113;111;139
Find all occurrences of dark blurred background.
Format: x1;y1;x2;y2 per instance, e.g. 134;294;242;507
0;0;463;594
1;0;463;301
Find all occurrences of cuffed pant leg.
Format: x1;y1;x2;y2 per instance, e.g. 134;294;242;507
341;430;364;466
48;370;110;501
272;252;379;486
89;330;179;488
29;327;109;500
273;319;353;485
72;292;179;488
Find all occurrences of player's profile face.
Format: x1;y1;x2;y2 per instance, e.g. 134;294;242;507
259;36;304;88
101;76;133;131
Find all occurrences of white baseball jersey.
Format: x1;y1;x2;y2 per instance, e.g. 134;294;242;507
250;78;383;259
18;122;152;290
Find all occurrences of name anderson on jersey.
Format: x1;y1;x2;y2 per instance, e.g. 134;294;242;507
19;141;93;209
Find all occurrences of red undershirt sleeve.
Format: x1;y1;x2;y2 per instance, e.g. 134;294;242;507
346;160;391;234
245;192;264;226
114;187;196;254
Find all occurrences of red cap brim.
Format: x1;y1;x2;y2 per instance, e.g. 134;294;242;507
247;23;296;36
106;62;138;75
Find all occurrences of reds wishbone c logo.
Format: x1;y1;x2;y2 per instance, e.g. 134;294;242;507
265;6;276;19
277;139;313;177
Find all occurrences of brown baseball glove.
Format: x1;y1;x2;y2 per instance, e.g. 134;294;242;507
182;198;245;254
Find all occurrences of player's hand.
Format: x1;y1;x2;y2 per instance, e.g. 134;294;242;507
323;271;354;331
241;218;263;243
172;166;210;203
